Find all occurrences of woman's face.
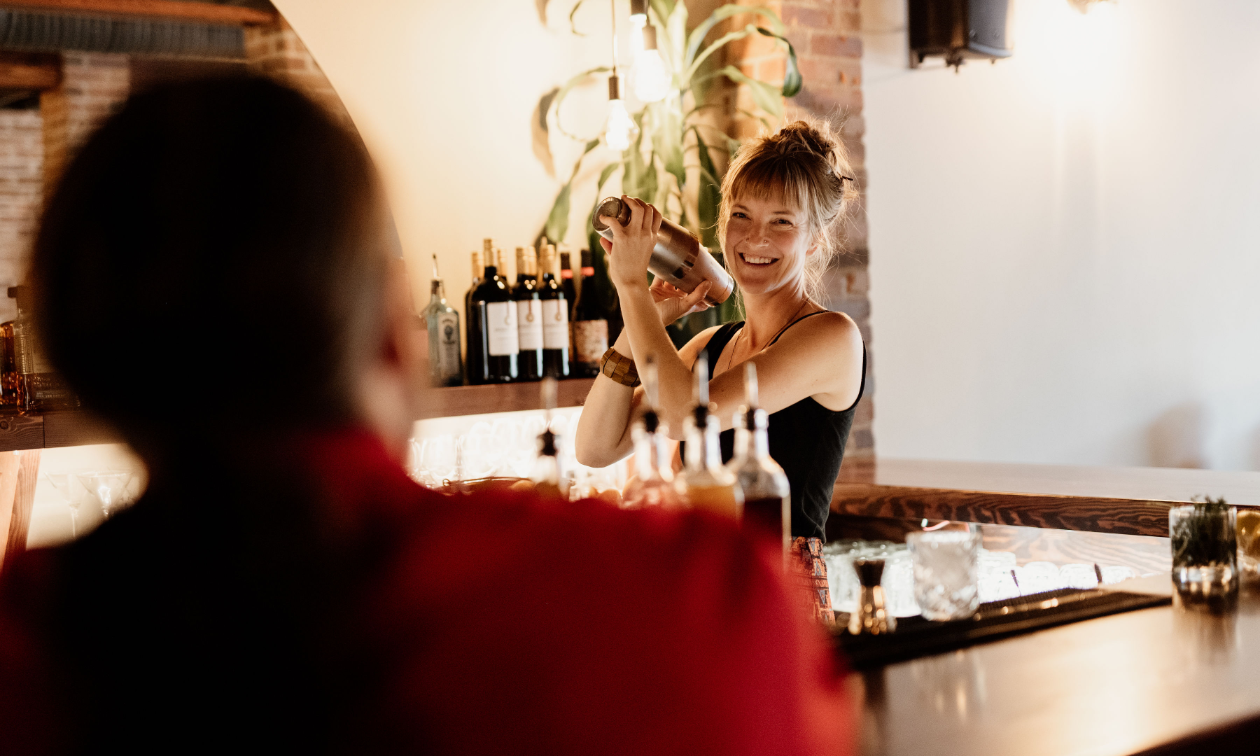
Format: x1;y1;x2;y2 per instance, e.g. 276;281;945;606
723;194;815;297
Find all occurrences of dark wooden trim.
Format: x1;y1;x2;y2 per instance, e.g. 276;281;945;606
832;483;1174;537
0;0;277;25
42;410;117;448
2;450;39;572
416;378;595;421
0;413;44;452
0;51;60;89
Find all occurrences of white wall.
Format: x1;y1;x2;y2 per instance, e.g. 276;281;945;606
861;0;1260;470
271;0;643;321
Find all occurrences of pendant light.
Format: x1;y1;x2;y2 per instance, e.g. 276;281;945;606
628;0;648;57
633;22;671;103
603;0;639;151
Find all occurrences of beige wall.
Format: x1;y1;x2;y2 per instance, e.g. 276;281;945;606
272;0;636;317
861;0;1260;470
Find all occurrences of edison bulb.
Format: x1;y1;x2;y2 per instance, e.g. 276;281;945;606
628;12;647;58
633;49;671;103
603;98;638;152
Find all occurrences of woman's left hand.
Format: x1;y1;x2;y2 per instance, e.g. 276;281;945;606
597;196;662;292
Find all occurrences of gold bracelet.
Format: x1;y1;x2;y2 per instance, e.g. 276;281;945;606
599;348;640;387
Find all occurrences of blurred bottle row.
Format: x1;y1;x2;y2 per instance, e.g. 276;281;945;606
422;239;621;386
0;286;79;413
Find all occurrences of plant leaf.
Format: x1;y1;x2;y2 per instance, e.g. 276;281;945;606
756;27;802;97
535;0;549;24
543;138;600;243
532;87;559;177
715;65;784;118
692;126;721;249
569;0;588;35
550;66;611;141
652;101;685;189
684;24;758;85
684;4;784;70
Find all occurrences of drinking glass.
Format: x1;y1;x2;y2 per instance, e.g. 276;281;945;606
419;435;459;485
908;525;982;621
43;472;85;537
1170;503;1237;608
74;471;134;519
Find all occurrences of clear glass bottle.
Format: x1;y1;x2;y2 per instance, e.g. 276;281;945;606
424;254;463;387
729;363;790;554
675;353;742;518
623;357;682;509
530;377;568;499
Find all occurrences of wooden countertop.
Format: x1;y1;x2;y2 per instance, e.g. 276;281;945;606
833;459;1260;538
856;579;1260;756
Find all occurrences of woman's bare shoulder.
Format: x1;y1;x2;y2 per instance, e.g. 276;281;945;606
678;325;726;368
782;310;861;347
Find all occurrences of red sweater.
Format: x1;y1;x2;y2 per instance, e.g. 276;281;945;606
0;430;854;754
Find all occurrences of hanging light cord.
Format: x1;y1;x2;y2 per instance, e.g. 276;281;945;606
610;0;617;78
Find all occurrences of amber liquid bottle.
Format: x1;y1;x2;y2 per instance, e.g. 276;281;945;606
513;246;544;381
6;286;77;412
622;357;682;509
675;353;742;518
536;244;570;379
729;363;791;555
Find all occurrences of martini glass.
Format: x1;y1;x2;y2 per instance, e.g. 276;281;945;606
43;472;85;537
74;471;134;520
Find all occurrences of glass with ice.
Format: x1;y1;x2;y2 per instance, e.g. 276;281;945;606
907;525;982;621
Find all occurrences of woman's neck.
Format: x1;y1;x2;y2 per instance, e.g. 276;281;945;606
740;286;815;351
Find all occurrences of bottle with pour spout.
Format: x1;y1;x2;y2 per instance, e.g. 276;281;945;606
592;196;734;306
622;356;683;510
675;352;742;518
729;363;791;555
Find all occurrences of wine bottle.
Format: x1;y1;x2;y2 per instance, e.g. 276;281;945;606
729;363;790;554
536;244;570;379
675;353;742;518
530;377;568;499
424;254;463;386
622;357;682;509
571;249;609;378
469;246;518;384
464;246;485;385
514;245;544;382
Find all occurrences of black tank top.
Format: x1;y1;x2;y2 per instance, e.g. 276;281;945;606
687;312;866;540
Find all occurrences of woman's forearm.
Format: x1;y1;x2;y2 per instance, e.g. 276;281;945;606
617;283;695;431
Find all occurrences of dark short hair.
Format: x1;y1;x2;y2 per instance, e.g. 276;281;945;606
31;76;389;457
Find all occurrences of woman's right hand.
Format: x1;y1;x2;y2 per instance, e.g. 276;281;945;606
649;277;711;326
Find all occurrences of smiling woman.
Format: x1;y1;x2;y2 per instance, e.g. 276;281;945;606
575;118;865;547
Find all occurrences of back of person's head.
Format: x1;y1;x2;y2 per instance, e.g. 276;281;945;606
31;76;393;459
717;118;860;299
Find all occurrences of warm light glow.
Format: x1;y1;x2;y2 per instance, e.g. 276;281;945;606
633;49;671;102
603;98;638;151
628;12;646;58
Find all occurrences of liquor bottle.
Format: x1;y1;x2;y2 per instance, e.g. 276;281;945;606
5;286;78;412
424;254;463;387
469;246;518;384
513;246;544;381
536;245;570;379
530;377;568;499
675;353;742;518
729;363;790;554
571;249;609;378
622;357;682;509
0;316;18;408
464;248;483;385
559;247;577;306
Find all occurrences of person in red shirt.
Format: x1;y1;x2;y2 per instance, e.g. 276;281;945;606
0;76;855;754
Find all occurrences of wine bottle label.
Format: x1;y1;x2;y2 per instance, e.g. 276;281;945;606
516;300;543;351
486;301;519;356
573;319;608;364
434;311;461;379
540;300;569;349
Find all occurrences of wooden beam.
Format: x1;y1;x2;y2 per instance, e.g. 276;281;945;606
0;52;60;90
1;451;40;572
0;0;277;26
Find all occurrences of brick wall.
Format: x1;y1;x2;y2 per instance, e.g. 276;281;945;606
724;0;874;462
0;53;130;323
0;110;43;322
244;18;351;128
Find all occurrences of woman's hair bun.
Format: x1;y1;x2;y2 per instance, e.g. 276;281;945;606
775;120;837;162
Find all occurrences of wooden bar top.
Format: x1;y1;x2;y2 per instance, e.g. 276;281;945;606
833;459;1260;538
857;579;1260;756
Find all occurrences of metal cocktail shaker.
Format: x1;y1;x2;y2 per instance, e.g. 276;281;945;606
592;197;734;305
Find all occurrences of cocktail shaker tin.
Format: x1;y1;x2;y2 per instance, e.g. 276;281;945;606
592;197;734;305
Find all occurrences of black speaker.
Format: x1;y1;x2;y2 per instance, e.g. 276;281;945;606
909;0;1014;69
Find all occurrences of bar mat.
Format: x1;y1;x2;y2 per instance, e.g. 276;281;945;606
834;588;1170;670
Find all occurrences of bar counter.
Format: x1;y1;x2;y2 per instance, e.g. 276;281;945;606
828;460;1260;755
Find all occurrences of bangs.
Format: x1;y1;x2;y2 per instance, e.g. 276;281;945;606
727;153;811;214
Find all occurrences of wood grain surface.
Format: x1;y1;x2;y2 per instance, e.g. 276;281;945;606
0;0;276;25
415;378;594;421
854;583;1260;756
2;451;40;572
